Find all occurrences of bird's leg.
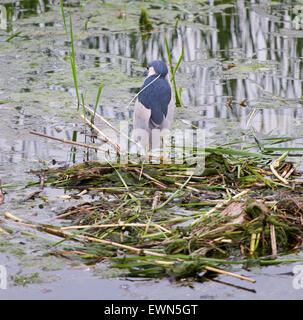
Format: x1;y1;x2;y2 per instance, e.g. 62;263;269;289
145;145;150;162
161;136;167;162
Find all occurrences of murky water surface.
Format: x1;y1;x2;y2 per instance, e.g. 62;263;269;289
1;0;303;299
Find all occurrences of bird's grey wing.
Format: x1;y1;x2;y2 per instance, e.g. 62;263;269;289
166;96;176;127
160;75;175;130
132;99;152;150
161;95;175;130
133;99;151;130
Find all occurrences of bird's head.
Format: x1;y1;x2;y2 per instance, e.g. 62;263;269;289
143;60;168;78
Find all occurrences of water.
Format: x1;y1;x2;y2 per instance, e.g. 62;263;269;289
0;0;303;299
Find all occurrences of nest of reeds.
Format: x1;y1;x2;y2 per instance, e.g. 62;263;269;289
14;148;302;282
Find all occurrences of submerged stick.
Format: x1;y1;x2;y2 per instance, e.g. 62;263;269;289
151;261;256;283
204;265;256;283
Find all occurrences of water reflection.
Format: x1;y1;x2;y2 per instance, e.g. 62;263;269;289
0;0;52;32
1;0;303;167
78;0;303;143
0;126;90;166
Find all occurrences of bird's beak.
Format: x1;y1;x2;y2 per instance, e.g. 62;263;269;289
143;69;149;77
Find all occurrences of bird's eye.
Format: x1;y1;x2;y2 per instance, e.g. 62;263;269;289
146;66;149;70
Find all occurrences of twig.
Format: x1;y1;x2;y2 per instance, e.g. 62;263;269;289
191;190;249;226
0;227;8;234
80;115;121;152
14;221;166;258
180;120;198;129
39;175;45;190
51;250;90;256
84;105;141;148
270;152;289;185
29;130;112;153
61;222;170;233
4;211;23;222
152;261;256;283
24;173;44;202
54;210;80;219
175;182;201;193
270;224;277;256
127;167;167;189
204;265;256;283
246;108;257;129
249;233;257;255
152;191;161;210
77;190;87;196
54;205;95;219
284;158;302;179
23;190;43;202
84;105;120;134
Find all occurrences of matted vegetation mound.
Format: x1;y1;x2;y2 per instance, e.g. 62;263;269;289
17;150;303;281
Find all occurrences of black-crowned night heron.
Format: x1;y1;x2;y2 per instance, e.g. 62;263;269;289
132;60;175;155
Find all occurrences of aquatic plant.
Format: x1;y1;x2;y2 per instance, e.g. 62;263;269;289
139;6;153;33
164;34;184;107
60;0;80;110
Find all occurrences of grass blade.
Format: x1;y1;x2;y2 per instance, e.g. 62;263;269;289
92;85;103;124
6;31;21;42
173;47;184;77
164;33;183;107
60;0;67;35
69;15;80;110
204;147;275;159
